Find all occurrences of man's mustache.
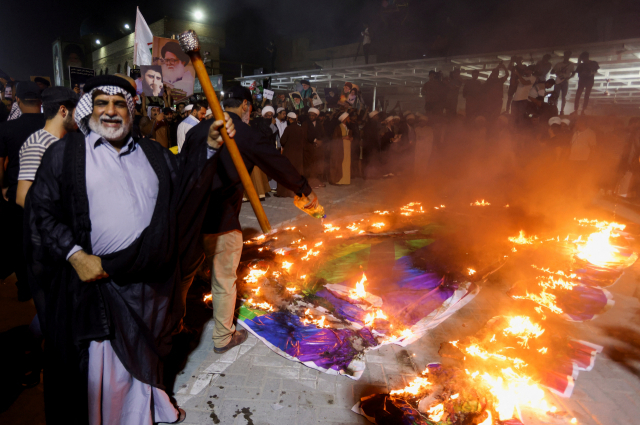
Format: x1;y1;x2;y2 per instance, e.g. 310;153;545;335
100;116;123;124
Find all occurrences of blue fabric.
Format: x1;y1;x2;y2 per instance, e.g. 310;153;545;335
243;311;376;373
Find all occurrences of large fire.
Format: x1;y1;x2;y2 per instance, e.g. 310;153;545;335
471;199;491;206
574;221;624;267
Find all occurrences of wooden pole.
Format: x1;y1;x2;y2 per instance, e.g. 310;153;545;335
178;30;271;233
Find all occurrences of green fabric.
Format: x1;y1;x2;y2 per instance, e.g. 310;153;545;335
394;238;435;259
420;223;444;235
314;242;372;283
237;304;269;321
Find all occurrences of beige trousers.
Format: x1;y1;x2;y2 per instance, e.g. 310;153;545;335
201;230;243;348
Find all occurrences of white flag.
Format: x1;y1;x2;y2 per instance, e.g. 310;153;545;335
133;7;153;66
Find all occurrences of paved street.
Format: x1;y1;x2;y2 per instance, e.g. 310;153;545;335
172;179;640;425
2;177;640;425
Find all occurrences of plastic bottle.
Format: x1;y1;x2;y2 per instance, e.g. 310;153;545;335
294;195;326;219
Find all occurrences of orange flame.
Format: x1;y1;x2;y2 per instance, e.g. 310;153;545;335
244;267;268;283
471;199;491;206
323;223;341;232
509;230;538;245
246;298;274;312
349;273;367;300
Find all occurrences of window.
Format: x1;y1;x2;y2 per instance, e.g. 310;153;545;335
124;61;129;74
117;63;121;73
105;67;109;75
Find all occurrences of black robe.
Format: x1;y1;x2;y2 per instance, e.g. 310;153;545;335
24;132;209;424
183;111;312;235
277;123;305;197
301;119;325;185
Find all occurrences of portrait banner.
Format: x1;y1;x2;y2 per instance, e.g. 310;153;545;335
152;36;195;101
289;91;304;110
68;67;95;95
30;76;52;88
139;65;164;96
324;88;340;108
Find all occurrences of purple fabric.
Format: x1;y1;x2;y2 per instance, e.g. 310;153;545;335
243;312;375;372
315;288;368;325
558;284;610;321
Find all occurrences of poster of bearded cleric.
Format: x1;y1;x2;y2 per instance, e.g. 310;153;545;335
152;36;195;101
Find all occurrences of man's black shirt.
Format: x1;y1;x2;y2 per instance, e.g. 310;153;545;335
183;112;312;234
0;112;46;203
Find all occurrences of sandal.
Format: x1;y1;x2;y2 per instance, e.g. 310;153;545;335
173;408;186;423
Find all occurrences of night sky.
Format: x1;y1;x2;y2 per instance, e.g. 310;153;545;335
1;0;639;81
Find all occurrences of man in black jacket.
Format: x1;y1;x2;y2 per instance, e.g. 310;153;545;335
0;81;45;301
180;85;319;354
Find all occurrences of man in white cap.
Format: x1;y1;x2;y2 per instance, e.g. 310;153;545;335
177;101;207;152
301;107;326;188
274;107;288;148
253;105;278;146
362;110;382;178
329;112;352;184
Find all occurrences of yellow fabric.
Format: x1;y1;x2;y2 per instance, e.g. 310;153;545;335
169;146;179;155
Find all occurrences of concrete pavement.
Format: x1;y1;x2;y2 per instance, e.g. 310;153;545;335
172;180;640;425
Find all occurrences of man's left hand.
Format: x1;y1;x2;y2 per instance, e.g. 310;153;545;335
303;191;319;209
207;112;236;149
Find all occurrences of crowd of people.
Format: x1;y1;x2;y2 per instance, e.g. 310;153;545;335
0;74;320;424
0;46;637;425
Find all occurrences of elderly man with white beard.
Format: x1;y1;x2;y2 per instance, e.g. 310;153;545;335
161;41;195;96
24;75;234;424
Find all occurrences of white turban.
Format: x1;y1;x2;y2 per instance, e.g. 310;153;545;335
369;111;379;118
561;118;571;125
339;112;349;122
276;107;285;113
262;106;275;117
206;109;212;116
308;108;320;115
184;104;194;111
548;117;562;126
287;112;297;119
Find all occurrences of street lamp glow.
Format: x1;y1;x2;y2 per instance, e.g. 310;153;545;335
96;39;101;45
124;24;130;29
194;10;203;20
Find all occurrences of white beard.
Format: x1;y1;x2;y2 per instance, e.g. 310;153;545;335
88;115;132;142
162;62;186;84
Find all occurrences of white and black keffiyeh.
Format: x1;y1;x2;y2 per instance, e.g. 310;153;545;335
75;85;136;136
8;102;21;121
